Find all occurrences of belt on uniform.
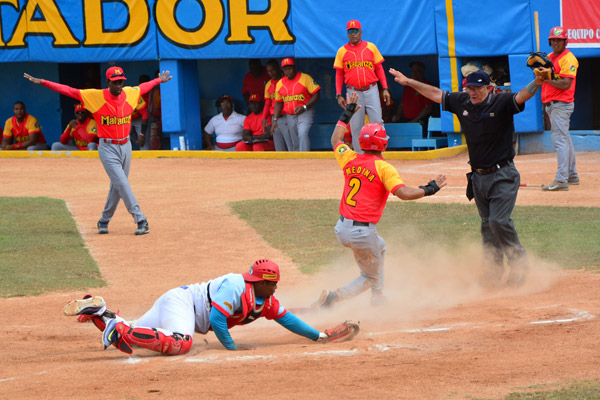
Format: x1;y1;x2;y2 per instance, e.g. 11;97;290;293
347;82;377;92
340;215;370;226
101;137;128;145
543;100;561;106
472;160;511;175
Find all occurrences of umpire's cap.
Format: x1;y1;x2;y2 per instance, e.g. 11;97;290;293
243;259;280;282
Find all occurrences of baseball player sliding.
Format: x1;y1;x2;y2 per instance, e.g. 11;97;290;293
315;92;446;308
64;260;359;355
334;19;391;153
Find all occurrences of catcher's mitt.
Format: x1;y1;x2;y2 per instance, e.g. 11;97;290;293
526;52;557;80
319;320;360;344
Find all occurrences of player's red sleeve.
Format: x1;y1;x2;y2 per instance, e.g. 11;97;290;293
138;78;162;95
262;98;271;120
336;68;344;94
139;106;149;120
60;126;72;144
375;63;388;89
41;80;82;100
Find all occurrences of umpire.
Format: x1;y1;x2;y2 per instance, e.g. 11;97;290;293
389;68;546;286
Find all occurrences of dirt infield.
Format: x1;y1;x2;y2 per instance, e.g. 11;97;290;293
1;151;599;399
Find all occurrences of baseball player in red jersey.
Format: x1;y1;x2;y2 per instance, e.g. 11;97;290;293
51;104;98;151
2;101;47;150
24;67;172;235
334;20;391;153
273;58;321;151
263;59;292;151
315;92;446;307
236;93;275;151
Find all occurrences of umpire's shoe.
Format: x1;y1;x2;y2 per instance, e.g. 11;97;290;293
135;219;149;235
97;220;109;234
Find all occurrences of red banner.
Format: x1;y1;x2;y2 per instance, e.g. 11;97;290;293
561;0;600;48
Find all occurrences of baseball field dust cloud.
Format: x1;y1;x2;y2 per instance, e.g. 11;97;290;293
280;226;560;330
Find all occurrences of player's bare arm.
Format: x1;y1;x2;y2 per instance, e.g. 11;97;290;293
394;174;447;200
546;76;573;90
389;68;443;104
295;91;320;115
331;92;361;148
23;73;42;84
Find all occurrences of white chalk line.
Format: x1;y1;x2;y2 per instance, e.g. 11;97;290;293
0;371;47;383
185;349;358;364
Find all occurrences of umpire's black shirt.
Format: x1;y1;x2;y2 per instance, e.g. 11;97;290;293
442;91;524;169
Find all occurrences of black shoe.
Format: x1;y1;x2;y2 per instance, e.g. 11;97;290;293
135;220;149;235
97;220;109;234
313;290;337;308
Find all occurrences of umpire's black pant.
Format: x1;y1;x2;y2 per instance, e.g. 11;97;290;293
471;162;527;268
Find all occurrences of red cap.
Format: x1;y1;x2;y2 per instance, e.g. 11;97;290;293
243;259;280;282
74;104;85;112
347;20;361;30
106;66;127;81
248;93;264;102
281;58;295;67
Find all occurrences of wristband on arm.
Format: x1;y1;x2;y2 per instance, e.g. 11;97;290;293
13;142;23;150
419;180;441;196
338;102;357;125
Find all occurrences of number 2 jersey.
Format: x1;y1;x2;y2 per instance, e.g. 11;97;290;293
334;143;405;224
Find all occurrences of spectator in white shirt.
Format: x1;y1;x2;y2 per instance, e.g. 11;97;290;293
202;95;246;151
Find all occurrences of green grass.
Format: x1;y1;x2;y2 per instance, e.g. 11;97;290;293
0;197;105;297
229;200;600;273
469;380;600;399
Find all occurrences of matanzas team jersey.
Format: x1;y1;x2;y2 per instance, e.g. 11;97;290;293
335;143;405;224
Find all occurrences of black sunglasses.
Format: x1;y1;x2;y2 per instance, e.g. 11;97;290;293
110;73;124;78
348;28;360;34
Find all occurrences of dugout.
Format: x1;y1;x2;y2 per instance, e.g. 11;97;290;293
0;0;597;152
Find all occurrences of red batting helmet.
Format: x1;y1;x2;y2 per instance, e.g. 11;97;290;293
548;26;568;44
243;259;280;282
358;123;388;152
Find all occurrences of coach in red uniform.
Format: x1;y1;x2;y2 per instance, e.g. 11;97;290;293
51;104;98;151
236;93;275;151
314;93;446;308
2;101;47;150
24;67;171;235
334;20;391;153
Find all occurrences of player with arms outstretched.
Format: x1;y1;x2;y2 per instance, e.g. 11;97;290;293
315;92;446;308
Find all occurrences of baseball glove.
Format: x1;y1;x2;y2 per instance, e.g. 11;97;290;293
526;52;557;80
319;321;360;344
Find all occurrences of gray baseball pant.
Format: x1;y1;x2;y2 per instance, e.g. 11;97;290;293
471;162;527;269
272;117;292;151
546;101;578;182
282;108;314;151
51;142;98;151
334;217;386;299
98;139;145;223
348;84;383;154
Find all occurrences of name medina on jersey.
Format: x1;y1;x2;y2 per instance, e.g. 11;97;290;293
100;114;132;126
345;165;376;182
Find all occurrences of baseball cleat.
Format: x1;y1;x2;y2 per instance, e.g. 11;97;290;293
312;290;337;308
135;219;149;235
97;220;109;234
63;296;106;316
102;318;119;349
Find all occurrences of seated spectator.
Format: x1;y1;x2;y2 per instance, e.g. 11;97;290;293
51;104;98;151
236;93;275;151
392;61;433;125
202;95;245;151
147;70;162;150
2;101;47;150
242;59;270;106
130;74;150;150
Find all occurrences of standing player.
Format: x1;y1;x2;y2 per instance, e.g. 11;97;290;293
63;259;358;354
51;104;98;151
541;26;579;191
389;67;546;286
24;67;172;235
272;58;321;151
315;92;446;308
334;20;391;153
2;101;48;150
263;59;292;151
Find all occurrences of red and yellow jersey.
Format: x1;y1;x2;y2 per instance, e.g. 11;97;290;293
542;49;578;103
275;72;321;115
334;143;405;224
131;95;148;120
61;118;98;150
41;78;160;139
264;78;279;116
243;112;264;136
334;41;384;88
3;114;46;144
